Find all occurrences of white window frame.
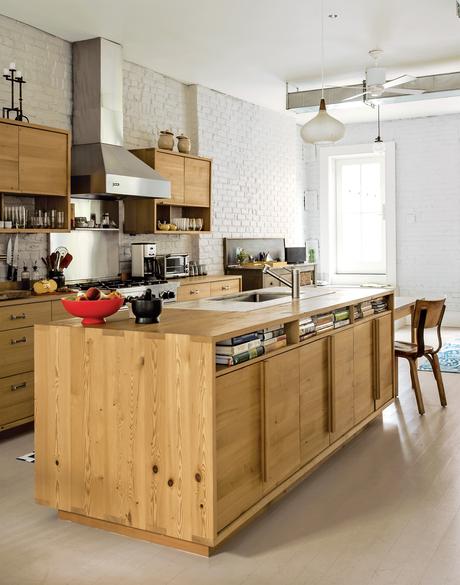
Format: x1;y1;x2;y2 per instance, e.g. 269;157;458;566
319;142;396;286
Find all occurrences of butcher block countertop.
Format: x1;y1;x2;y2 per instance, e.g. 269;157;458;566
46;286;392;343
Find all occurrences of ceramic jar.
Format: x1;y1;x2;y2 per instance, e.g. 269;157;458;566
158;130;174;151
177;135;191;154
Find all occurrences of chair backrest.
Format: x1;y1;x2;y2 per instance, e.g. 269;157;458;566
413;298;446;356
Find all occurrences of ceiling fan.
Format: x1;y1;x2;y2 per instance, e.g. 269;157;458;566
343;49;426;102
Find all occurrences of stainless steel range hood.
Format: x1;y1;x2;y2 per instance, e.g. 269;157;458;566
71;37;171;199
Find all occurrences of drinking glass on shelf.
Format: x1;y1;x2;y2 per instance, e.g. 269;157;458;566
195;218;203;231
189;218;196;231
57;211;65;228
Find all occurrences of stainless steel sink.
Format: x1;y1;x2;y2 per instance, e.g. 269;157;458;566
237;292;291;303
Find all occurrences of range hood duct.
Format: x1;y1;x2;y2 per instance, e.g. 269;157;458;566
71;37;171;199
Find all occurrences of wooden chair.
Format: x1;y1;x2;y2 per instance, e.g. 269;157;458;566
394;299;447;415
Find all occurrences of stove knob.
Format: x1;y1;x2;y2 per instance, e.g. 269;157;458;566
166;290;175;299
159;291;167;300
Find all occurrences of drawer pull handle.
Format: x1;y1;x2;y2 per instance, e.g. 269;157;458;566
10;313;26;320
11;382;27;391
11;336;27;345
190;289;199;295
222;285;230;290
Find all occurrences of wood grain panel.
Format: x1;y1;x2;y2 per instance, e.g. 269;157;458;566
0;371;34;428
375;313;394;408
353;320;375;424
0;300;51;331
299;338;330;465
0;122;19;191
184;158;210;206
0;326;34;376
155;151;184;204
216;363;263;530
19;127;68;195
177;283;211;302
330;329;354;442
263;349;300;489
34;326;215;545
210;279;241;297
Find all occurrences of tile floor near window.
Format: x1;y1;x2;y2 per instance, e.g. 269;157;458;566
1;328;459;585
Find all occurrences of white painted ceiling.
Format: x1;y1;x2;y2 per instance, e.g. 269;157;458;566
1;0;460;123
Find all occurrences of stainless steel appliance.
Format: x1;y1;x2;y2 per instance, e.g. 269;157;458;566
70;278;177;303
131;243;157;278
71;38;170;199
285;246;307;264
156;254;189;279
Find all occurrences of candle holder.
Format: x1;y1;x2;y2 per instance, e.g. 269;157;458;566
2;63;29;122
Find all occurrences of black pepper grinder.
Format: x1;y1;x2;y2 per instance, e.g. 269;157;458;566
20;265;31;290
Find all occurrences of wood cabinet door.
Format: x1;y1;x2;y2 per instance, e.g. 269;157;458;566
19;127;68;195
263;349;300;489
330;329;354;442
184;157;210;206
216;363;264;531
0;123;19;191
375;313;394;409
155;151;184;204
353;320;376;424
299;338;330;465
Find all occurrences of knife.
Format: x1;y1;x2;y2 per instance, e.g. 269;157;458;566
12;234;19;281
6;237;12;280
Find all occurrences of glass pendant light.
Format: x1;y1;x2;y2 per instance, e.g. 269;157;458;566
373;104;386;152
300;0;345;145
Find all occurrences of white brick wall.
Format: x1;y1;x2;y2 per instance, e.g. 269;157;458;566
0;15;71;279
303;114;460;315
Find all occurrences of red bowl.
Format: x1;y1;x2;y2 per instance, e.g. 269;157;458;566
61;297;124;325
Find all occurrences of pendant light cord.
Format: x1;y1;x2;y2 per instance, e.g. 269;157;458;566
321;0;325;98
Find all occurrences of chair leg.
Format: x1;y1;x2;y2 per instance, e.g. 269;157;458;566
408;358;425;415
427;353;447;407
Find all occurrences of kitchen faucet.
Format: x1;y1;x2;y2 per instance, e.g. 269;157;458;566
263;265;301;299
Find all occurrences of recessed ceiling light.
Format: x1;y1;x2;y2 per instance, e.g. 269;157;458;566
328;13;339;18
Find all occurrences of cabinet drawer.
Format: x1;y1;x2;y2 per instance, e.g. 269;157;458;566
0;371;34;428
0;301;51;331
177;282;211;301
210;279;240;297
0;327;34;377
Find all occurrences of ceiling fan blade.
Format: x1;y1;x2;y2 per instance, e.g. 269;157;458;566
383;88;425;95
383;74;416;89
342;91;368;102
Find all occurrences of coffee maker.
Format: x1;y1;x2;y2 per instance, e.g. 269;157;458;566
131;243;158;279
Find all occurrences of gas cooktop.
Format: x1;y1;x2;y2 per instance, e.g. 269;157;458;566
70;278;167;291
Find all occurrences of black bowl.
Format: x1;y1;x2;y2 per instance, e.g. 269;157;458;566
130;298;162;324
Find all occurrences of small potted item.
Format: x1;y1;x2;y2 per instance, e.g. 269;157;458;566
176;135;191;154
130;288;162;324
158;130;174;150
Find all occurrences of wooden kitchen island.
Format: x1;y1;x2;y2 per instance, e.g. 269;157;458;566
34;287;394;556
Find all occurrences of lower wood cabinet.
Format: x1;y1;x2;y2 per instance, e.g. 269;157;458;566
216;363;263;531
375;313;394;408
263;350;300;489
299;338;330;465
353;320;376;423
0;371;34;429
330;329;355;442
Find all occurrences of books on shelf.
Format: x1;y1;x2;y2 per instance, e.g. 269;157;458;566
334;319;350;329
257;326;285;341
215;338;261;356
215;345;265;367
264;338;287;354
372;297;388;313
216;332;259;347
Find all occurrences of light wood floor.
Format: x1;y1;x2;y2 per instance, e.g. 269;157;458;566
1;327;460;585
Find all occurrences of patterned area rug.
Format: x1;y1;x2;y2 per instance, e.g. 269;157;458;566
419;340;460;374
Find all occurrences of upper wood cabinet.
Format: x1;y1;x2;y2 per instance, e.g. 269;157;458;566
0;123;19;191
18;126;68;195
299;338;330;465
184;157;211;206
125;148;212;234
0;119;70;196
